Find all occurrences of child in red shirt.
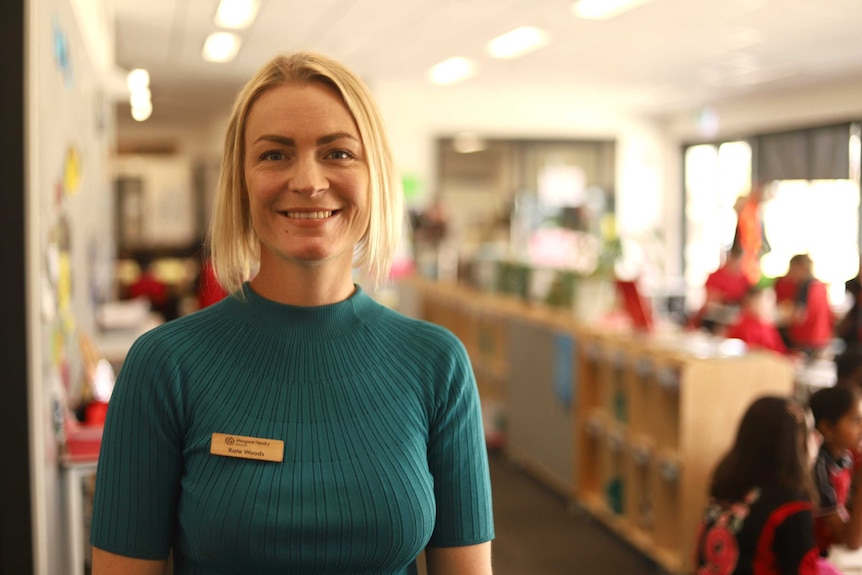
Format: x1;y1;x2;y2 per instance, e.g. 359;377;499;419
725;287;787;354
808;385;862;572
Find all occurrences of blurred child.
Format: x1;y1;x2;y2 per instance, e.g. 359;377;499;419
724;286;787;355
779;254;834;357
694;396;820;575
695;245;753;333
808;385;862;570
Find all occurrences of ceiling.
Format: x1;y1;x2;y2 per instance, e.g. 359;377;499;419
112;0;862;146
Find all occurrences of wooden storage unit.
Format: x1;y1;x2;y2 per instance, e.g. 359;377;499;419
397;276;795;574
575;334;795;574
505;310;580;497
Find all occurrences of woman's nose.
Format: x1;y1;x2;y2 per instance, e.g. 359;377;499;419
289;155;327;195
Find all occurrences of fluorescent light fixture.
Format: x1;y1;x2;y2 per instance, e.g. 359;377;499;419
428;57;475;85
202;32;242;63
215;0;260;29
131;101;153;122
486;26;549;59
126;68;150;92
572;0;652;20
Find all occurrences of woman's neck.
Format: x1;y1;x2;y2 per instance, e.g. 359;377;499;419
250;263;355;307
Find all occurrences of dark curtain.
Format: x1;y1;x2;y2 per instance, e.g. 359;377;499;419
756;124;850;182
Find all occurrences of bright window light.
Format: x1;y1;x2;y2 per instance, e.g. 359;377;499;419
486;26;549;59
572;0;652;20
126;68;150;92
428;57;475;85
215;0;260;29
202;32;242;63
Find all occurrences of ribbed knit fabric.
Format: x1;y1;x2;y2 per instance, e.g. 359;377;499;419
90;284;494;574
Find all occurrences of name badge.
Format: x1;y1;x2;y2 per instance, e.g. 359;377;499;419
210;433;284;463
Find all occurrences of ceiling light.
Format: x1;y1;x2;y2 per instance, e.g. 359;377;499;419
131;101;153;122
572;0;652;20
126;68;150;92
202;32;242;63
129;88;151;109
486;26;549;59
428;57;475;85
215;0;260;29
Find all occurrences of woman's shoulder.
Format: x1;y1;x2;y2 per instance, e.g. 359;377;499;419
373;305;465;352
127;298;241;356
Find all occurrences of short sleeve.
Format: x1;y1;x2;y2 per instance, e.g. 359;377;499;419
426;336;495;547
90;331;185;559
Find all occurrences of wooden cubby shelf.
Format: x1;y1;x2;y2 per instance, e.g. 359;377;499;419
397;276;796;574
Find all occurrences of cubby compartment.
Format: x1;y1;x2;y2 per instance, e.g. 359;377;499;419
578;413;603;504
599;424;627;515
652;454;683;573
579;339;603;414
626;355;653;437
625;438;655;538
476;311;508;380
652;363;681;452
596;343;625;425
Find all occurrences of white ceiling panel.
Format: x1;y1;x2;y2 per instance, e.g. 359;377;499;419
110;0;862;138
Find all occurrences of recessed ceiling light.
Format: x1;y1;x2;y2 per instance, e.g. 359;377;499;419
131;101;153;122
203;32;242;63
486;26;549;59
126;68;150;92
428;57;475;85
215;0;260;30
572;0;652;20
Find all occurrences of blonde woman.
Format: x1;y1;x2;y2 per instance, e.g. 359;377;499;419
91;52;494;575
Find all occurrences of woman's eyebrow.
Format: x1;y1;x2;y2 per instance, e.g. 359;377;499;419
316;132;360;145
252;132;360;147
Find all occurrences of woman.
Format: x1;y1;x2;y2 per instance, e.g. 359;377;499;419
91;52;494;574
694;396;820;574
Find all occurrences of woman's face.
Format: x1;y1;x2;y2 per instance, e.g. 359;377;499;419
243;81;369;276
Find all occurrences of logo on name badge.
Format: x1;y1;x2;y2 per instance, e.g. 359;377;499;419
210;433;284;462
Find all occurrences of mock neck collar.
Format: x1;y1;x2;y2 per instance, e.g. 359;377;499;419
235;282;379;340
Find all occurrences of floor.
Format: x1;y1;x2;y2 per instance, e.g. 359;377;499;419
486;451;662;575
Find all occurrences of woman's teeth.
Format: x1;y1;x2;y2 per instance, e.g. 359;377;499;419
284;211;333;219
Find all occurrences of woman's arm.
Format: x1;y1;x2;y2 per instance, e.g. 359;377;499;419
92;547;167;575
425;542;492;575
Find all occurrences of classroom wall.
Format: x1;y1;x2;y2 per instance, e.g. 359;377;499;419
372;80;679;277
664;73;862;141
27;0;116;571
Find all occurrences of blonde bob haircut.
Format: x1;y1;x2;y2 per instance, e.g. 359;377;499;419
209;51;403;295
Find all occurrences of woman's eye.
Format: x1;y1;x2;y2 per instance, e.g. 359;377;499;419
260;151;284;161
328;150;354;160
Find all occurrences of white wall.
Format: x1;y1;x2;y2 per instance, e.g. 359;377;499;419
113;155;198;247
373;80;679;276
665;74;862;141
27;0;115;571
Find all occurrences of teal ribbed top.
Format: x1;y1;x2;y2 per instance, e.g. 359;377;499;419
91;284;494;574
